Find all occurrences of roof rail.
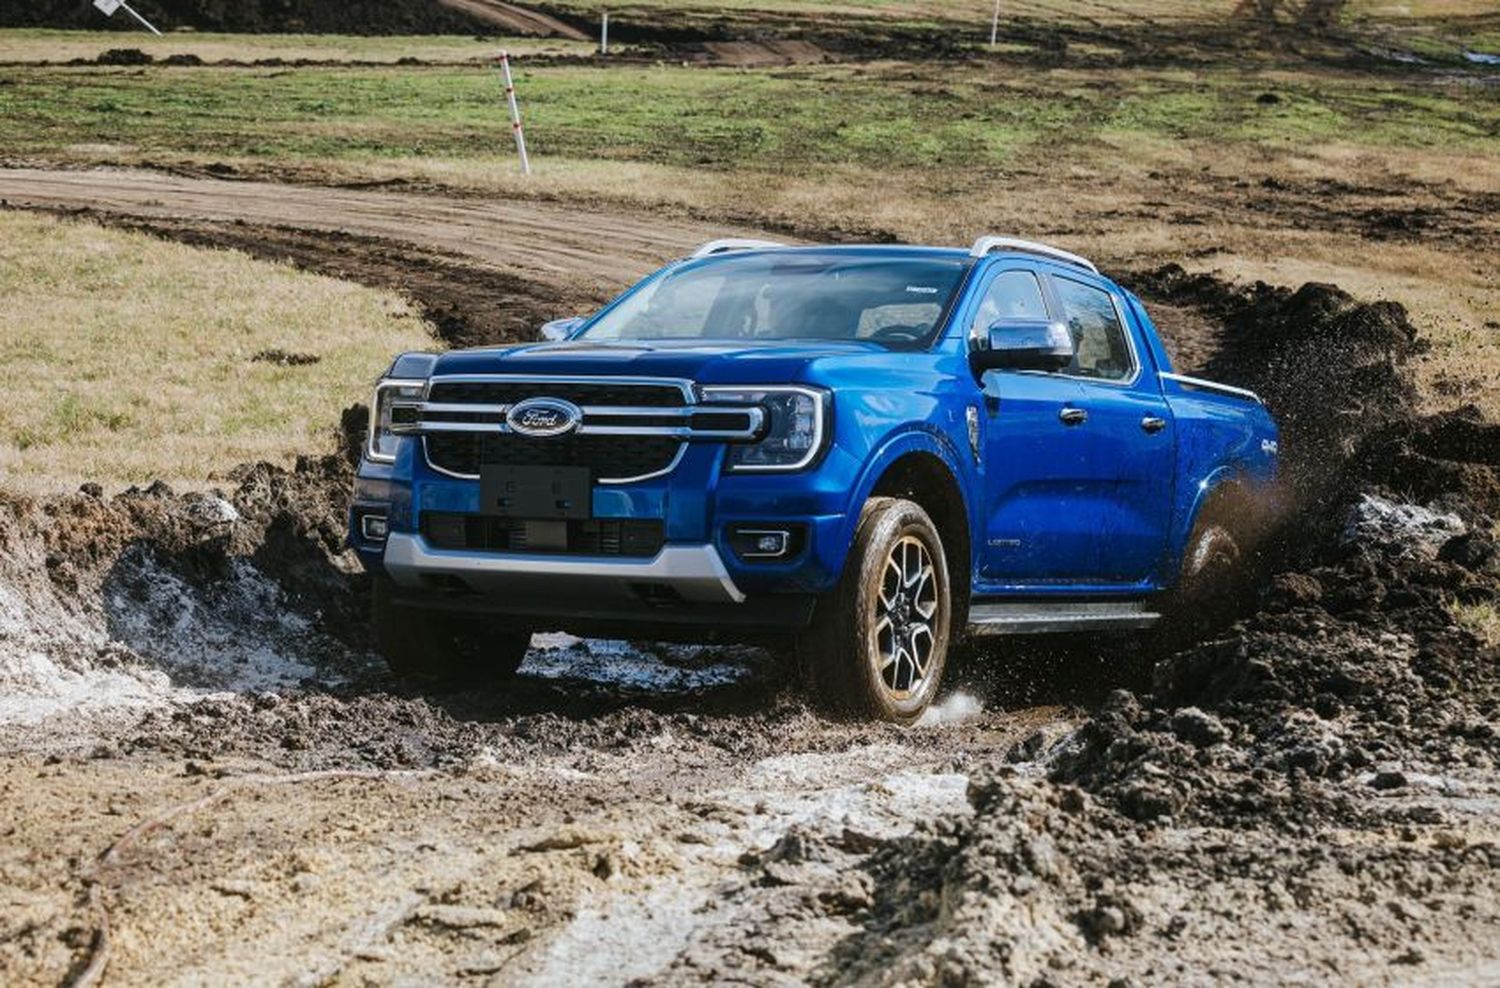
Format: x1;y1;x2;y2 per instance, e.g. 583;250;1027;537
690;238;786;259
970;236;1098;273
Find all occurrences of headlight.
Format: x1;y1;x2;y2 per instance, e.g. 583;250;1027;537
366;378;427;463
702;386;829;471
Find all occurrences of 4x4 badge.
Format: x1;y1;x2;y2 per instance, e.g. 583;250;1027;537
506;397;583;438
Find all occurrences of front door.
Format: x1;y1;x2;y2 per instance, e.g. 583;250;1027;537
1047;273;1176;584
971;266;1103;584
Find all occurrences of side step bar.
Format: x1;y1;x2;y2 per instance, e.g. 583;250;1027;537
967;600;1160;636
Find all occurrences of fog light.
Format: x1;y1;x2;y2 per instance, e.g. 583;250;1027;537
728;526;803;561
360;513;389;541
753;532;787;555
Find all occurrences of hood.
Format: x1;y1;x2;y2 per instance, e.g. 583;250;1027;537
430;339;887;386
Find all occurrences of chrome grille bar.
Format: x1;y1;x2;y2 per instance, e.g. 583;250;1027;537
391;401;764;440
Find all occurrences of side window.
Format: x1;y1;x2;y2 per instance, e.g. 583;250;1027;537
971;270;1049;340
1051;277;1134;382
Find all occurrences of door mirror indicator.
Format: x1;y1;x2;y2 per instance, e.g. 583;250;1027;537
971;320;1074;373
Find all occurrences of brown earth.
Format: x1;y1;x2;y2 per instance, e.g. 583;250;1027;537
2;171;1500;984
435;0;589;41
0;0;582;38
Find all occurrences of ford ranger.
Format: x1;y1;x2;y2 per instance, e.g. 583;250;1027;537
350;236;1278;723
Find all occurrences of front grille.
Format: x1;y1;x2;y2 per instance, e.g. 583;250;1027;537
426;433;683;480
421;378;694;481
427;381;686;408
423;513;665;558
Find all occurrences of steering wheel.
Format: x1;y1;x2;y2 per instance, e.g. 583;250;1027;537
870;324;925;343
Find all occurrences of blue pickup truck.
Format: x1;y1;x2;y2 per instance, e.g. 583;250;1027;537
351;236;1278;723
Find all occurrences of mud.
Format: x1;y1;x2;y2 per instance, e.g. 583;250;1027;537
1131;264;1500;536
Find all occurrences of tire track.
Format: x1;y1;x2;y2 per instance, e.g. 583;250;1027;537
0;167;766;294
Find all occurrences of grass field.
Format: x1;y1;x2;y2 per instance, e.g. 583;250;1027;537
2;59;1495;172
0;210;431;491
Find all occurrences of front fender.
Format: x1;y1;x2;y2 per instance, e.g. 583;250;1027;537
835;424;977;574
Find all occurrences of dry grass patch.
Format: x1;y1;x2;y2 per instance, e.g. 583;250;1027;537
1452;601;1500;647
0;210;432;492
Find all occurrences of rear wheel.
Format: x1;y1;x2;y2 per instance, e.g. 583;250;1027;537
796;497;952;724
372;574;530;686
1159;497;1253;645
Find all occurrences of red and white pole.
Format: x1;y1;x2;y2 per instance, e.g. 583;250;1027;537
497;50;531;175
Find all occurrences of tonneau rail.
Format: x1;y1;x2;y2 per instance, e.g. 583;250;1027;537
1159;372;1263;404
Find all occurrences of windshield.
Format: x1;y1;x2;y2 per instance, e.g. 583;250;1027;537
579;252;971;349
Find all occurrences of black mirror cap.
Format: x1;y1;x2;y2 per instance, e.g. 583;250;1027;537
970;320;1074;373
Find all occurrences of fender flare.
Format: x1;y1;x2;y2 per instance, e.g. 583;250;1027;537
836;425;977;571
1169;463;1253;576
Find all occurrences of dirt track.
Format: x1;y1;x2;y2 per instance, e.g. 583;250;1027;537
0;167;750;290
435;0;590;41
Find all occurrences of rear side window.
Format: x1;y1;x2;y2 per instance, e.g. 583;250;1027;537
1051;277;1134;381
971;270;1049;339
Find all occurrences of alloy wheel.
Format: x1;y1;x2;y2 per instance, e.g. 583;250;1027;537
872;535;941;700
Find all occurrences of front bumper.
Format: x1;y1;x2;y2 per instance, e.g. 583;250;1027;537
383;532;745;604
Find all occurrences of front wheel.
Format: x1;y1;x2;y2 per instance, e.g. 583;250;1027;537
372;574;530;686
796;497;952;724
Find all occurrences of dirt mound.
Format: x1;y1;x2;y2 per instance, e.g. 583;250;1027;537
1127;265;1500;557
1355;405;1500;521
0;409;369;732
821;493;1500;983
96;47;153;65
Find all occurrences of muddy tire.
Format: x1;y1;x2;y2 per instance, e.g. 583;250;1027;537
372;575;530;686
796;497;952;724
1159;497;1253;645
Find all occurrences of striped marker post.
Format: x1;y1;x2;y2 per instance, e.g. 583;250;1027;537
497;51;531;175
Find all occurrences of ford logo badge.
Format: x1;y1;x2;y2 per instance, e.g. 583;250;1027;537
506;397;583;438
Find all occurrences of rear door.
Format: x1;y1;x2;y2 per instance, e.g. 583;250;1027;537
970;265;1099;585
1045;273;1176;584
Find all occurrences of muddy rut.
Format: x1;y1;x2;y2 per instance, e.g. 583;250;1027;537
3;173;1500;985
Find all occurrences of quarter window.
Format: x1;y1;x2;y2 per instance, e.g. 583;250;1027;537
1051;277;1134;382
971;269;1049;340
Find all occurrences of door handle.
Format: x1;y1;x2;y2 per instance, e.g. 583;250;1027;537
1141;416;1167;434
1058;407;1088;426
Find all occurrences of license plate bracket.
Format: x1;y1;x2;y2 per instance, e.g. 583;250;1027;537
479;465;591;520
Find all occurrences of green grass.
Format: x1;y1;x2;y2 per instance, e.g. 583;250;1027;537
1;59;1495;179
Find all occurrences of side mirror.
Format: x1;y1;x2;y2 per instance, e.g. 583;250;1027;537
970;319;1074;373
539;316;585;342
